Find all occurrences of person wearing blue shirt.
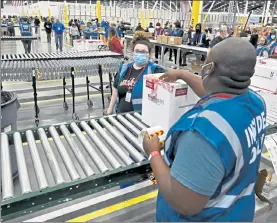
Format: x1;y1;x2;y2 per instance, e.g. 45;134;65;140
100;19;106;28
52;19;65;51
104;21;110;43
19;17;33;54
143;38;266;222
89;21;99;39
83;22;92;39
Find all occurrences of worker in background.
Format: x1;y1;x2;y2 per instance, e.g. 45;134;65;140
164;22;173;61
135;23;144;31
69;22;80;46
266;29;276;45
19;17;32;54
116;21;122;39
107;26;123;55
187;25;194;41
171;21;184;66
104;21;110;44
154;22;164;61
74;19;81;34
249;28;259;49
207;29;226;55
34;16;40;34
52;19;65;52
90;20;99;39
7;17;15;36
143;38;266;222
83;22;92;39
69;19;73;27
106;36;165;115
245;27;252;35
100;19;106;28
44;18;52;43
269;31;277;58
95;18;100;28
256;37;269;57
145;22;154;33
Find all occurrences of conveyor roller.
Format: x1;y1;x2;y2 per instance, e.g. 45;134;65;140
1;113;148;205
1;51;122;61
1;36;38;41
1;56;122;81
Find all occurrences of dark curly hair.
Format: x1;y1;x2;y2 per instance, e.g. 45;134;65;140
132;34;152;53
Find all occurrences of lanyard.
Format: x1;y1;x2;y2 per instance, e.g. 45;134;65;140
196;93;235;107
125;63;147;92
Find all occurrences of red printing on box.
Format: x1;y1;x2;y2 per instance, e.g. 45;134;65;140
146;80;154;90
175;88;188;96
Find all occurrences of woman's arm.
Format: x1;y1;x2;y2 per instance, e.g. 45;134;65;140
107;87;118;114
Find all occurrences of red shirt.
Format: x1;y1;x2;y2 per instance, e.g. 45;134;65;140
110;37;123;55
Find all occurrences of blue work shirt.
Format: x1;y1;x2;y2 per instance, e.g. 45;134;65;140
116;27;122;38
52;22;65;35
104;24;110;38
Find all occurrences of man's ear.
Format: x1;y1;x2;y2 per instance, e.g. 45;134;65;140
208;62;215;74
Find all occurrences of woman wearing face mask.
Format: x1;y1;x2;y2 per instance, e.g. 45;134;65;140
256;37;269;57
106;36;165;114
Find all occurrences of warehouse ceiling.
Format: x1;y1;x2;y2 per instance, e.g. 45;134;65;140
5;0;277;16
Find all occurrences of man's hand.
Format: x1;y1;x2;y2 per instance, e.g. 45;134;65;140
159;69;183;83
143;133;162;157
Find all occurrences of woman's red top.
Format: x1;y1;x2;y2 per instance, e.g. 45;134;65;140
110;37;124;55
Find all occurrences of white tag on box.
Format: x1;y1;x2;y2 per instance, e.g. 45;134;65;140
251;59;277;93
142;73;199;133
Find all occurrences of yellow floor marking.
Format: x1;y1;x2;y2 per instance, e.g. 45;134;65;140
20;93;109;105
264;152;270;157
67;190;158;222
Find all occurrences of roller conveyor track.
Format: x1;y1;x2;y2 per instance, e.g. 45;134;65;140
1;112;150;221
1;51;122;61
0;36;38;41
1;57;122;81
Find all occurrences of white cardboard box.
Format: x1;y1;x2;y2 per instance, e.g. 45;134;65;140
251;58;277;93
142;73;199;133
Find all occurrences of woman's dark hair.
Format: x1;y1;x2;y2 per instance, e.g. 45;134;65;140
108;26;118;48
174;21;181;28
132;35;152;53
156;22;161;26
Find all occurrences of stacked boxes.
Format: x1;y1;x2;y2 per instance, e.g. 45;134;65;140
156;35;182;45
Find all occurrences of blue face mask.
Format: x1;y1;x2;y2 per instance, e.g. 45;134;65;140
133;54;148;66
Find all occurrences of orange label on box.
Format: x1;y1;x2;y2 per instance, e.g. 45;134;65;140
175;88;188;96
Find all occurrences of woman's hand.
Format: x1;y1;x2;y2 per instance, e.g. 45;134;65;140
159;69;184;83
106;106;114;115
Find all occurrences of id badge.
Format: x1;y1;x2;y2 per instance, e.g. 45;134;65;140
125;92;132;103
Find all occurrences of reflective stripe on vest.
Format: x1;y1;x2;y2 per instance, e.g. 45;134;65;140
206;182;255;209
188;110;245;209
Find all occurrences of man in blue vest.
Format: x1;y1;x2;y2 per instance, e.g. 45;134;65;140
19;17;33;54
52;19;65;52
143;38;266;222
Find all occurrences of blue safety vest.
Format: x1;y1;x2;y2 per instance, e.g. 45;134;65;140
269;41;277;55
256;45;270;57
117;61;160;111
157;90;266;222
20;22;32;36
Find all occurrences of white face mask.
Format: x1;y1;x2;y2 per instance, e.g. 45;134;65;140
271;35;276;40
